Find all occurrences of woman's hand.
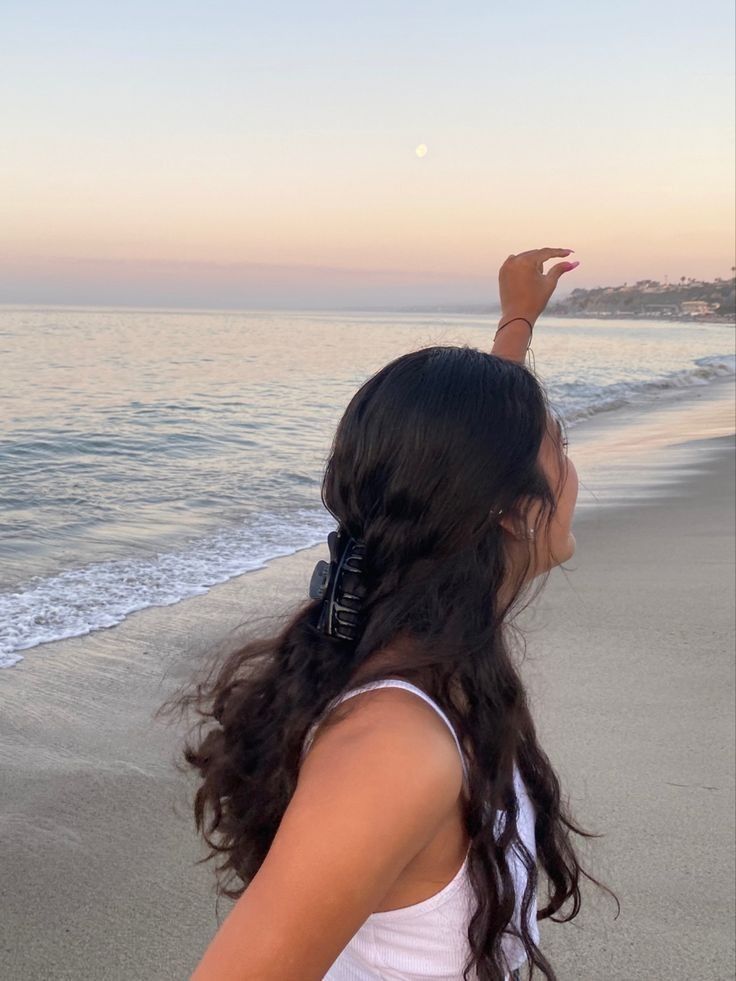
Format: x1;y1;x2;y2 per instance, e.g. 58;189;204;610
492;247;580;362
498;247;579;327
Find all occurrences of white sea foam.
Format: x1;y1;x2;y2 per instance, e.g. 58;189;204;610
0;508;336;668
559;353;735;426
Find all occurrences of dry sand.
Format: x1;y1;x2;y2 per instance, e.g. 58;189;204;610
1;386;734;980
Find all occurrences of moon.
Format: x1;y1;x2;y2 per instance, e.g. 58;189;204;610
415;144;428;158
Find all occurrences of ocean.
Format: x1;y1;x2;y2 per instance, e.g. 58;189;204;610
0;305;733;668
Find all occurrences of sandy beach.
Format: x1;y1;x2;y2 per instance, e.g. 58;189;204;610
1;382;734;981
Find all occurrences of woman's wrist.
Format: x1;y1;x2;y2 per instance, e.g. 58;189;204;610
491;314;535;363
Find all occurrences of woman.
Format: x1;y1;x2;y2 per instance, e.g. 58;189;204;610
171;247;616;980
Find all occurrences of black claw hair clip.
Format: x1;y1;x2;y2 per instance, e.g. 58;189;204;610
309;528;367;642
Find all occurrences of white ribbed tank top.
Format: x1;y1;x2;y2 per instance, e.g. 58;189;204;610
300;679;540;980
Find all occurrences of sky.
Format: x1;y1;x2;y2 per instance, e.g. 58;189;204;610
1;0;734;310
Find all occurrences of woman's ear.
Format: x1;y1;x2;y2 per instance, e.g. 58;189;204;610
499;511;524;541
494;499;537;542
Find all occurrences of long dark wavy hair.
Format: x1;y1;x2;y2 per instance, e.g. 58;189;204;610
163;344;618;980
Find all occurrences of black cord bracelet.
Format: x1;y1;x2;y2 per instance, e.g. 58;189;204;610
493;316;534;345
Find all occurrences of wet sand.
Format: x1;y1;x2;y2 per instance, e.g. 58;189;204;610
530;432;735;980
0;384;734;980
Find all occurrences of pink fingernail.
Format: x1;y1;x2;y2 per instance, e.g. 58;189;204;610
564;248;575;254
566;261;580;270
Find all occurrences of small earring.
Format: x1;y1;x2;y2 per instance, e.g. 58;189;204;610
526;527;536;540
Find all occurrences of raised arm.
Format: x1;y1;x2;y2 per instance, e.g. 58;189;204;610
491;247;580;364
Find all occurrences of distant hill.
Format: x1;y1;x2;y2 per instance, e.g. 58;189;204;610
548;275;735;322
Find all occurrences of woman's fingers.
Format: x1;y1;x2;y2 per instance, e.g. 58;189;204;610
514;247;574;267
545;260;580;284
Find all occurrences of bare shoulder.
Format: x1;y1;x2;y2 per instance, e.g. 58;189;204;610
303;683;465;775
298;684;466;825
190;686;465;980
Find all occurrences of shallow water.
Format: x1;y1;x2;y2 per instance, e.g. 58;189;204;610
0;306;733;666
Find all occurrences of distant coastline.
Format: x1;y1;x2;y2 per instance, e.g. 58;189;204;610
548;274;735;323
397;274;736;324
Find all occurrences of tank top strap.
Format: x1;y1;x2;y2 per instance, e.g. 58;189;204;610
302;678;469;787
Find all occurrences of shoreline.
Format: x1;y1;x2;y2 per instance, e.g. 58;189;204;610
2;372;733;671
0;411;734;977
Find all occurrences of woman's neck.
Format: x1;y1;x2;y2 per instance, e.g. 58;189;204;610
346;640;469;713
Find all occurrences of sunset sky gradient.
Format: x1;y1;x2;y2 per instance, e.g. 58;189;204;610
1;0;734;308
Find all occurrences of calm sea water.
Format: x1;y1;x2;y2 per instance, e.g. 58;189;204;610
0;306;733;667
